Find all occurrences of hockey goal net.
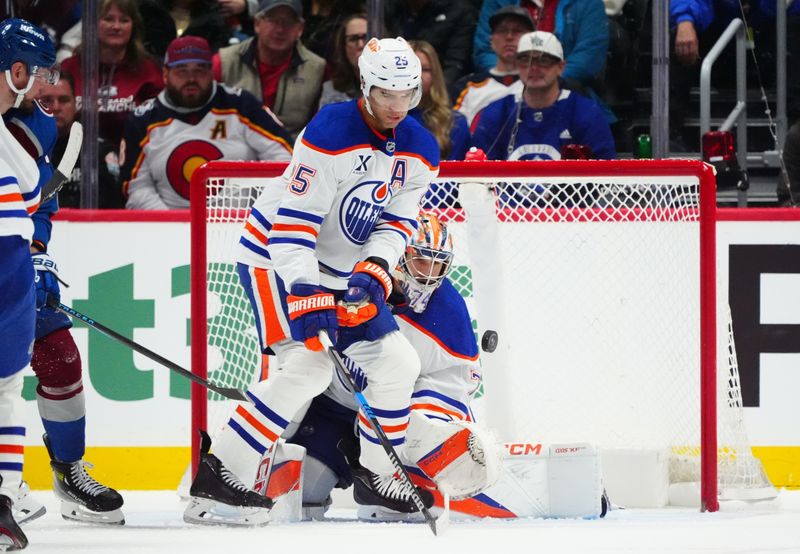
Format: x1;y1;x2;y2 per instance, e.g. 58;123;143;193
189;159;774;511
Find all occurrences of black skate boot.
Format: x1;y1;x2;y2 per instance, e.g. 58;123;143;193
338;438;434;515
0;494;28;551
352;468;435;514
183;430;273;526
45;434;125;525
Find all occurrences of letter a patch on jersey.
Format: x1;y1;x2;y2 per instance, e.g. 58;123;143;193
389;158;406;192
210;120;227;140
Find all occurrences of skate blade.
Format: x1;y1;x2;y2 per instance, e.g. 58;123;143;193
356;504;426;523
61;501;125;525
14;501;46;526
183;497;270;527
357;497;449;535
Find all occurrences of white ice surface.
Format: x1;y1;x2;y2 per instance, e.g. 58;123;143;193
18;489;800;554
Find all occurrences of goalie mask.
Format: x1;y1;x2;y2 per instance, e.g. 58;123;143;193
358;37;422;116
0;18;57;108
396;212;453;313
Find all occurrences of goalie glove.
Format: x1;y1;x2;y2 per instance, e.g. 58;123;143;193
31;252;69;310
404;411;500;500
286;284;337;351
337;259;392;327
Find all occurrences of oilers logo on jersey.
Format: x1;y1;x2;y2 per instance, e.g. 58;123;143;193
339;180;391;245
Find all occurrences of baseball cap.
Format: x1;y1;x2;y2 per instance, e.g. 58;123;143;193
516;31;564;61
164;36;212;67
489;5;535;32
256;0;303;18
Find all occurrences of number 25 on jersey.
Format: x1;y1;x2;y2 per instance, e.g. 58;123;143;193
290;164;316;195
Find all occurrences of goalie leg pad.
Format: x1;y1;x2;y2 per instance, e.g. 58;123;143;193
405;411;500;500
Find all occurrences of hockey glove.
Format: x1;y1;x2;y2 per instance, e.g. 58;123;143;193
31;252;68;310
286;283;337;351
337;259;392;327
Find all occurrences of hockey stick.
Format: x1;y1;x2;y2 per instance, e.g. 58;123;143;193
318;332;443;536
49;299;249;402
41;121;83;202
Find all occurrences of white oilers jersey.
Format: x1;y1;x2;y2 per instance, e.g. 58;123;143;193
120;83;293;210
238;99;440;291
0;118;40;241
325;279;481;421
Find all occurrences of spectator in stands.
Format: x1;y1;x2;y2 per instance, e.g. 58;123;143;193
61;0;164;151
471;31;616;161
120;36;293;209
38;73;124;208
777;120;800;206
670;0;800;147
0;1;81;61
409;40;470;162
213;0;326;140
451;5;534;129
302;0;366;62
318;13;367;108
136;0;235;59
472;0;609;95
383;0;478;86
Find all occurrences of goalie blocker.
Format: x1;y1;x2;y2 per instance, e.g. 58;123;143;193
264;395;607;521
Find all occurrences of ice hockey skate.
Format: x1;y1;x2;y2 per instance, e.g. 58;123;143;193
13;481;45;526
0;494;28;551
183;431;273;527
46;435;124;525
352;467;435;515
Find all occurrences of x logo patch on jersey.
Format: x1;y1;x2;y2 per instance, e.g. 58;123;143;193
355;154;371;173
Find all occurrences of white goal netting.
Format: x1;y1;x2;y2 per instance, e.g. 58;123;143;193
191;160;774;507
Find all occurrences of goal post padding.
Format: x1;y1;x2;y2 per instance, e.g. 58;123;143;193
190;159;774;511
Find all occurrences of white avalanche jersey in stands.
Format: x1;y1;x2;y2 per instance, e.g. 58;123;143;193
120;82;293;209
238;98;440;291
326;278;481;419
0;117;40;241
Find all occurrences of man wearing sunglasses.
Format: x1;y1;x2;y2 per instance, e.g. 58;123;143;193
471;31;615;163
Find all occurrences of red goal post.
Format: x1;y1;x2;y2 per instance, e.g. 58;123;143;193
189;159;771;512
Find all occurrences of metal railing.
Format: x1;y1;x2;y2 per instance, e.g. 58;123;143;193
700;19;748;206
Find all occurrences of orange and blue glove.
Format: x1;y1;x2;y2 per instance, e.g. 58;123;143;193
337;259;392;327
286;283;337;351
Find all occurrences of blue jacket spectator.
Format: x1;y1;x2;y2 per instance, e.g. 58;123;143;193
472;0;608;88
671;0;799;33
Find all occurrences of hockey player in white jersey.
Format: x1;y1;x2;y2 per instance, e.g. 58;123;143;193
0;17;58;551
289;211;501;520
184;36;441;526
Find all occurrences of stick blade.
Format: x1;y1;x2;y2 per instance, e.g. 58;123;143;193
57;121;83;176
209;385;250;402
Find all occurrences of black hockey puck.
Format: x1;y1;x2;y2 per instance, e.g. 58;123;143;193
481;330;498;353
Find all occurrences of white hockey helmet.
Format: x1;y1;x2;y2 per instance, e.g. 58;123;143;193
396;211;454;313
358;37;422;112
